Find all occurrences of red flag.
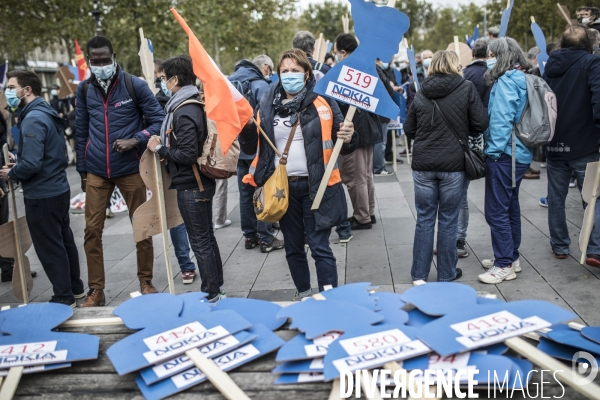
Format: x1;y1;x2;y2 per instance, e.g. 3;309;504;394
171;8;253;155
75;40;88;81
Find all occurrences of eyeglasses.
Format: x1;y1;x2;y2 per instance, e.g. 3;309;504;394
4;86;22;91
88;58;114;67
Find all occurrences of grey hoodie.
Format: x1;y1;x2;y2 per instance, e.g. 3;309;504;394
9;97;69;199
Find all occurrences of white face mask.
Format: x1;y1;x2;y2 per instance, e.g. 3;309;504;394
582;17;592;25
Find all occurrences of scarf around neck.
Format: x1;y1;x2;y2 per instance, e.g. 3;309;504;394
160;84;200;146
272;79;315;125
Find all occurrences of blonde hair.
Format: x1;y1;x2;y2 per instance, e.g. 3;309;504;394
428;50;462;76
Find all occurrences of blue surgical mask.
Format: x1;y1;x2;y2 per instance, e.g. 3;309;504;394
280;72;306;95
486;58;497;70
161;80;171;97
423;58;432;68
90;61;116;81
5;88;24;109
381;62;389;70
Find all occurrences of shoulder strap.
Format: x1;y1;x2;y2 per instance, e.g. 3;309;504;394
123;72;142;115
278;120;300;166
83;81;89;103
168;99;204;139
428;98;469;154
314;62;322;71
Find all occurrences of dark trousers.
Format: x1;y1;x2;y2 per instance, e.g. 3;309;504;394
237;159;275;243
24;190;83;301
177;185;223;300
484;155;529;268
0;192;14;276
279;178;338;293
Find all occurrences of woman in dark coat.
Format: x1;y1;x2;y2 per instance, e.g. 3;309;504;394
404;50;489;283
239;49;357;299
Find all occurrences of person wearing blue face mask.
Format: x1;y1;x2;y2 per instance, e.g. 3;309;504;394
0;70;80;307
75;36;165;307
421;50;434;77
238;48;358;299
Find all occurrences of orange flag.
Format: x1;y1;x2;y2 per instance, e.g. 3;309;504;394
171;8;253;155
75;40;89;81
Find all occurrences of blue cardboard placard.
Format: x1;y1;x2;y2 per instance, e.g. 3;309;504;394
323;324;430;381
136;324;284;400
374;292;409;326
276;297;383;340
320;282;378;310
177;292;211;318
402;283;575;356
538;337;600;363
107;294;252;375
313;0;409;120
407;45;420;92
273;357;324;374
547;324;600;355
0;303;99;368
275;372;325;385
582;326;600;344
212;298;286;331
499;0;514;38
406;308;437;327
275;331;342;362
531;21;549;76
139;329;257;386
467;26;480;48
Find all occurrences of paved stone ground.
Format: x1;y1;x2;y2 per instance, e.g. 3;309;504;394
3;149;598;326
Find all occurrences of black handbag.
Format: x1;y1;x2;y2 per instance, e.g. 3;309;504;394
429;98;486;180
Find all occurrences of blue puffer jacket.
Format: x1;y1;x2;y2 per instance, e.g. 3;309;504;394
75;66;165;178
484;69;532;165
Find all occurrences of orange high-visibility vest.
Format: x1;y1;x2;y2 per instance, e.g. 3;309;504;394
242;96;341;188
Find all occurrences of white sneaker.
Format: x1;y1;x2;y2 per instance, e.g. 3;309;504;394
214;219;232;230
413;280;427;286
482;258;521;272
478;265;517;284
569;181;577;188
374;170;394;176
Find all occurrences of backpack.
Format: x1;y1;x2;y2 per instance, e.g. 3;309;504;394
170;100;240;185
510;74;557;186
230;78;260;111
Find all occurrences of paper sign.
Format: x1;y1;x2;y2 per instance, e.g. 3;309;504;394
0;341;57;355
0;350;68;368
143;322;205;351
310;358;324;369
428;352;470;370
387;117;402;130
339;328;411;356
143;325;230;364
332;340;429;373
337;66;378;95
324;81;380;113
305;331;341;357
171;344;261;389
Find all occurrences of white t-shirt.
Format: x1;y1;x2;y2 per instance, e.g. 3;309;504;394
273;115;308;177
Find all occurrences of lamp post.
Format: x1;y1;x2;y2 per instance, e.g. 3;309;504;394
92;0;103;36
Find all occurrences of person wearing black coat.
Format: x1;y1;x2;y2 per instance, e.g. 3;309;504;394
147;56;221;302
404;50;488;284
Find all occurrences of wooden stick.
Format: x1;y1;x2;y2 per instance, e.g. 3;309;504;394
506;0;510;10
387;0;396;7
505;336;600;399
569;322;586;331
392;130;397;173
185;347;250;400
315;34;324;64
360;371;383;400
579;153;600;265
154;152;175;295
2;145;28;304
328;378;342;400
311;106;356;210
453;36;460;58
557;4;573;26
251;117;282;158
0;366;23;400
531;16;536;23
59;317;124;328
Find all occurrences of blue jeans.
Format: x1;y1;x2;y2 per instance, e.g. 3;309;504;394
547;153;600;255
484;154;529;268
169;224;195;272
373;122;388;174
237;159;275;243
279;178;338;292
177;185;223;300
457;180;471;241
335;220;352;239
411;171;465;281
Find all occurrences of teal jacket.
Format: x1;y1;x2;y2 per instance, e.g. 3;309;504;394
484;70;532;165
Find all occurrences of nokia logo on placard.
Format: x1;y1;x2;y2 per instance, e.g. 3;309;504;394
162;355;189;371
152;331;218;356
331;84;372;108
0;352;58;363
343;344;416;367
466;321;536;343
114;98;133;107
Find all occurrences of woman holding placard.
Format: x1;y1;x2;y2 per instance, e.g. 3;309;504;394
404;50;488;284
240;49;357;299
478;38;532;285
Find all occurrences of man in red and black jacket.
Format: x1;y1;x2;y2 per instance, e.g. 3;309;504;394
75;36;164;306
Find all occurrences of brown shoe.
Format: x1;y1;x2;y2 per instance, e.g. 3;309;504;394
529;167;540;175
141;280;159;294
523;172;540;179
78;289;105;307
